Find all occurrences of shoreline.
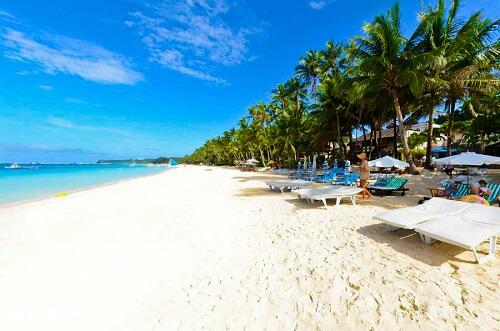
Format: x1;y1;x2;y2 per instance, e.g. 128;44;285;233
0;166;170;210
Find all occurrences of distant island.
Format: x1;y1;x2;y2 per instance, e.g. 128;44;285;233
97;157;180;165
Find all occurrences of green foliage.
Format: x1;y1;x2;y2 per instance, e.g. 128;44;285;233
408;132;427;150
411;148;426;161
183;1;499;167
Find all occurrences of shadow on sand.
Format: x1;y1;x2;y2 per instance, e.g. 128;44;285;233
234;187;282;197
232;175;283;182
356;196;418;209
284;198;327;211
357;223;477;266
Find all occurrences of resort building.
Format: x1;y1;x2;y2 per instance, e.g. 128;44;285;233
354;122;450;160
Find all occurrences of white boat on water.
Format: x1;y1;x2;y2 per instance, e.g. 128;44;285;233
4;163;38;170
5;163;21;169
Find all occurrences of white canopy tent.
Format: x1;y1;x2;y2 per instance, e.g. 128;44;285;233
435;152;500;166
368;155;409;169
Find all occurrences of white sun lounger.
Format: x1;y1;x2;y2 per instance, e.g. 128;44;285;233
415;204;500;264
266;179;312;193
374;198;470;231
292;185;364;208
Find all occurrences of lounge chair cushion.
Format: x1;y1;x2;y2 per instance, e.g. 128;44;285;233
447;183;470;199
369;177;407;191
415;204;500;249
485;183;500;205
306;186;363;200
374;198;470;229
292;186;343;197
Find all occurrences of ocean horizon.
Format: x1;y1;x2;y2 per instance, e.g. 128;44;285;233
0;163;167;206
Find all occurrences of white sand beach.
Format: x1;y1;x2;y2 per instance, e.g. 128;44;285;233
0;166;498;330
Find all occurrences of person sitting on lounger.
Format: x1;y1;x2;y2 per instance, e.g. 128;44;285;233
478;179;492;198
470;182;481;195
461;181;491;205
445;181;458;198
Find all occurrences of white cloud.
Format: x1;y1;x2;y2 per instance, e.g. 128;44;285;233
65;97;102;107
0;9;15;19
152;49;225;83
17;69;37;76
47;116;74;128
47;116;134;137
308;0;337;10
47;116;137;139
39;84;53;91
128;0;254;83
3;29;144;85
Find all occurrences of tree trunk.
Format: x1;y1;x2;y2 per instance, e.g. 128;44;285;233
335;112;345;159
373;125;378;159
361;124;368;154
260;149;266;166
392;94;418;174
377;124;382;158
368;127;374;159
348;126;353;162
425;102;435;169
393;116;397;158
447;98;456;156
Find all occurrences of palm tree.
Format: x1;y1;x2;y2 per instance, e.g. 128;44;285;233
314;80;348;158
310;42;352;159
272;83;292;111
183;2;498;169
350;3;428;173
406;0;499;167
405;0;451;168
249;102;272;164
296;50;322;94
441;10;499;155
319;41;346;80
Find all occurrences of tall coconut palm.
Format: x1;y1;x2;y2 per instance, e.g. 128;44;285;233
350;3;428;173
442;11;499;155
319;40;346;80
406;0;499;167
272;83;292;111
249;102;272;164
406;0;452;168
313;79;349;158
296;50;322;94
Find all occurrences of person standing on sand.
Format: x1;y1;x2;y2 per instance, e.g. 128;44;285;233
358;153;372;199
444;161;454;178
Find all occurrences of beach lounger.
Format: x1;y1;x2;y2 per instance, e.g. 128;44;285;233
266;179;312;193
447;183;470;199
415;204;500;264
374;198;470;231
333;173;360;186
292;185;364;208
368;177;408;196
485;183;500;206
272;168;292;176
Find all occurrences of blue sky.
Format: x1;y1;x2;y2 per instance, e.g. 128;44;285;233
0;0;498;163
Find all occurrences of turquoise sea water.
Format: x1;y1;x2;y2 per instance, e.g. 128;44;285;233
0;164;167;206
